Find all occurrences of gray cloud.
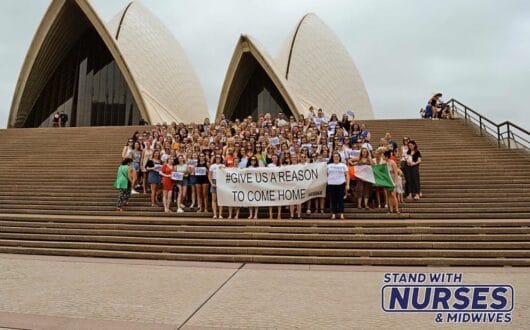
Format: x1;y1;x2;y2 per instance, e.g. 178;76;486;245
1;0;529;129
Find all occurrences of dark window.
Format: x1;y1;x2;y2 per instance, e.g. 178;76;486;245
24;28;140;127
228;54;292;121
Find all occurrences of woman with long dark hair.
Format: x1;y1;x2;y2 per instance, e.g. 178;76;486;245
327;151;349;219
289;154;302;219
209;154;225;219
267;154;282;220
405;140;422;200
146;149;162;207
247;156;260;219
195;153;209;213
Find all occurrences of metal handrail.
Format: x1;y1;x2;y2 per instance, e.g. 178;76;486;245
446;98;529;151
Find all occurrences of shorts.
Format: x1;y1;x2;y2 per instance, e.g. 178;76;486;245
148;172;161;185
195;175;208;185
210;179;217;194
188;176;196;185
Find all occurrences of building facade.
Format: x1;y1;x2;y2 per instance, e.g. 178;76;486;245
9;2;373;127
8;0;208;128
217;13;373;121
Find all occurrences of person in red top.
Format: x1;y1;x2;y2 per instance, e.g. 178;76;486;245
159;157;175;213
224;147;235;168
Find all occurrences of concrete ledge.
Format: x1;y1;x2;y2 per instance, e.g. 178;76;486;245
0;311;175;330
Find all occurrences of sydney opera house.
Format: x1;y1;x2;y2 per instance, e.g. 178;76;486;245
8;0;373;128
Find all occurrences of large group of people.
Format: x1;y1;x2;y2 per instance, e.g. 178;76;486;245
114;108;423;219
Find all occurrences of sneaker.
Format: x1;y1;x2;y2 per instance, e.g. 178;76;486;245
306;209;312;215
177;208;184;213
131;189;139;195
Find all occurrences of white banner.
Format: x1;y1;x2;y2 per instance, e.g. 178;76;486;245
215;162;327;206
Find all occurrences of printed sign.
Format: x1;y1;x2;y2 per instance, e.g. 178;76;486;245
171;172;184;181
381;272;514;324
269;137;280;146
195;167;207;176
215;163;327;206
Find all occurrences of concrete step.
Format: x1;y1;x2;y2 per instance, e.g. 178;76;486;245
0;119;528;266
1;221;528;235
1;246;528;266
1;207;530;219
0;238;529;259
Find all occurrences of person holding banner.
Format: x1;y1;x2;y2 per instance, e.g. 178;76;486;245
159;157;175;213
356;148;373;209
289;154;303;220
267;154;283;220
373;148;387;209
228;157;241;219
383;150;401;214
246;156;260;219
174;155;189;213
209;155;225;219
327;151;350;219
195;153;209;213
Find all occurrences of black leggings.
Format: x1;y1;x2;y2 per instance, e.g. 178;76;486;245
117;187;131;208
405;165;421;195
328;183;345;214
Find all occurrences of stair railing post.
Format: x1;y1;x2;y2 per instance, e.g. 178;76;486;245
497;125;501;148
479;116;483;136
464;106;468;123
507;123;511;149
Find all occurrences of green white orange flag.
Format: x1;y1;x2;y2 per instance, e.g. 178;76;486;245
353;164;395;191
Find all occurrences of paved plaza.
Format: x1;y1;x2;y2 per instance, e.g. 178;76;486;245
0;254;528;329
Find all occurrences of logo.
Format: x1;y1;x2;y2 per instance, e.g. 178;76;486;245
381;273;514;323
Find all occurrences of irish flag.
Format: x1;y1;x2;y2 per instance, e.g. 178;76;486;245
353;164;395;191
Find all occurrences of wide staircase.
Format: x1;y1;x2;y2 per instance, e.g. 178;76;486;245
0;119;529;266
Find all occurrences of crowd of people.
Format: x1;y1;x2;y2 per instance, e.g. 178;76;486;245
114;107;423;219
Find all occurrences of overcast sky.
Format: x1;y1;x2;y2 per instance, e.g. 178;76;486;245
1;0;529;129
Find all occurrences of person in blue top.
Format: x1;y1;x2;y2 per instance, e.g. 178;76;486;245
113;158;134;211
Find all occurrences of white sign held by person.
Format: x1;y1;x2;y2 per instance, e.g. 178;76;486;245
215;163;327;207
